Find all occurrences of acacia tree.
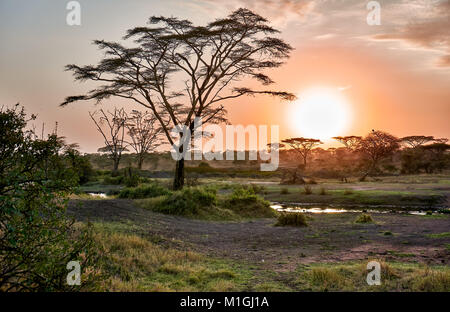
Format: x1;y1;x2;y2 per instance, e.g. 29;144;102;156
89;108;128;173
357;130;399;181
281;137;323;169
126;110;162;169
332;136;362;182
61;8;295;189
400;135;435;149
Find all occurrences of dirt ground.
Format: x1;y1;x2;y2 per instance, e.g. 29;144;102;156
68;199;450;271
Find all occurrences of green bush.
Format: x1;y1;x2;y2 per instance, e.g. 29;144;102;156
103;175;124;185
281;187;289;194
221;187;275;218
151;187;217;216
355;213;374;223
0;105;98;291
275;212;308;227
118;183;171;199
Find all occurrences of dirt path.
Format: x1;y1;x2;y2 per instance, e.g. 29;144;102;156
68;199;450;271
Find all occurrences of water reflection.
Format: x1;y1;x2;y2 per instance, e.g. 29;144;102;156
270;204;432;215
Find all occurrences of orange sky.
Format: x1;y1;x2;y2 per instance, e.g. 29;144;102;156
0;0;449;152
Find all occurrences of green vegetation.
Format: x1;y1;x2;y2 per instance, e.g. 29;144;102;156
355;213;374;224
295;261;450;292
0;105;96;291
91;223;249;291
426;232;450;239
275;212;308;227
118;183;172;199
135;185;275;220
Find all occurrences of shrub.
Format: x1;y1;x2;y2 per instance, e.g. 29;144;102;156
151;187;217;216
275;212;308;227
355;213;374;223
103;175;124;185
281;187;289;194
118;183;171;199
319;187;327;195
221;186;276;218
344;189;354;195
303;185;313;195
0;105;98;291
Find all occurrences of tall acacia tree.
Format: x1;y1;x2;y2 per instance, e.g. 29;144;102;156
61;8;295;189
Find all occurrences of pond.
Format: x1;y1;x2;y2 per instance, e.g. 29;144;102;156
87;192;109;198
270;203;442;216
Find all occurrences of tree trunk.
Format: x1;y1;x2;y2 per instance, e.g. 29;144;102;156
112;157;120;174
173;158;185;190
137;154;144;170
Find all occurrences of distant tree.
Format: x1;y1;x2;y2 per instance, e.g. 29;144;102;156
332;136;362;151
400;135;435;149
0;104;97;291
125;110;163;169
281;137;323;169
357;130;400;181
89;108;128;173
61;8;295;189
422;142;450;173
333;136;363;182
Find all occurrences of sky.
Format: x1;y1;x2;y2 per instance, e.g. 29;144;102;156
0;0;449;152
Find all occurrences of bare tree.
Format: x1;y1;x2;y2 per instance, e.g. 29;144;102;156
61;8;295;189
89;108;128;173
281;137;323;169
358;130;399;181
126;110;162;169
400;135;435;149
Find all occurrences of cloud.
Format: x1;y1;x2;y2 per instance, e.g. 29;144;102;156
196;0;314;26
373;0;450;67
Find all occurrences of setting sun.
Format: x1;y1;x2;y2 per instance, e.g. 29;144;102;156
290;87;352;140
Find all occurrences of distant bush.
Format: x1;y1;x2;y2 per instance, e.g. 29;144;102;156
281;187;289;194
344;189;354;195
275;212;308;227
103;175;124;185
303;185;313;195
118;183;171;199
355;213;373;223
319;187;327;195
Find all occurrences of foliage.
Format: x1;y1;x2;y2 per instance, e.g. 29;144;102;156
118;183;172;199
354;213;374;223
0;105;97;291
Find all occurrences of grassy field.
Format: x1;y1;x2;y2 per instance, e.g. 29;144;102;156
71;172;450;291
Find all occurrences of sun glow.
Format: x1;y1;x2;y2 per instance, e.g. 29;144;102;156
290;87;352;140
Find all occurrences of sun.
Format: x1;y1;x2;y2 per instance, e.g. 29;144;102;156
289;87;352;140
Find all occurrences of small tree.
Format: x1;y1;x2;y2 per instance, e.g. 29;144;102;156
281;137;323;169
357;130;399;181
89;108;128;173
125;110;162;169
